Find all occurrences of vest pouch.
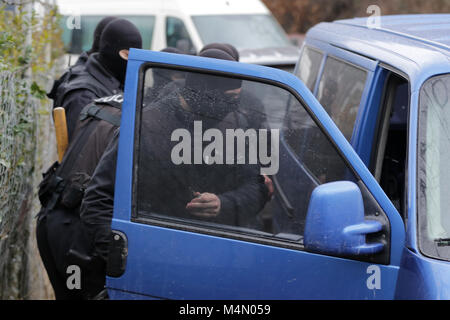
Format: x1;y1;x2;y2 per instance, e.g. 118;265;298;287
60;172;91;209
38;161;61;207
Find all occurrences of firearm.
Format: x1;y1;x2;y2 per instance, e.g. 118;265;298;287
53;107;69;162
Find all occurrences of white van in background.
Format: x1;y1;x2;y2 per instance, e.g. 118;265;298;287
57;0;299;71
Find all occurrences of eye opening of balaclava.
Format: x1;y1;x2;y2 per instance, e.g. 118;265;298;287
98;18;142;86
184;48;242;121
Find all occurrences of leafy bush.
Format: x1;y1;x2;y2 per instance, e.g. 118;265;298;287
0;1;63;299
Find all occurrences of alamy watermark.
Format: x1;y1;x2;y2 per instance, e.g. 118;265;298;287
65;6;81;30
66;265;81;290
367;5;381;29
366;265;381;290
171;121;280;175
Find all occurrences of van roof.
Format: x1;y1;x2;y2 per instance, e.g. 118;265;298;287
307;14;450;88
338;14;450;49
56;0;269;16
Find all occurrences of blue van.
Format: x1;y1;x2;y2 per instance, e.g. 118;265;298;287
104;14;450;299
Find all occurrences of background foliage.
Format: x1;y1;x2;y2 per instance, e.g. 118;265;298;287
262;0;450;34
0;0;63;299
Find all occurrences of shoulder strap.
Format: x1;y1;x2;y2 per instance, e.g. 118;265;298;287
79;104;121;127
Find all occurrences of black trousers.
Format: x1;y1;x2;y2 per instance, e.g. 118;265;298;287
36;208;105;300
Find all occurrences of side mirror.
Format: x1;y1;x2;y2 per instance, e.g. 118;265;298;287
304;181;384;256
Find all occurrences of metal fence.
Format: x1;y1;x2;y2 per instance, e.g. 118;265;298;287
0;0;61;299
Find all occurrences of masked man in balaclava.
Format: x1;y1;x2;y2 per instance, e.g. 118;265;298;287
47;16;117;124
36;18;142;300
51;18;142;142
199;43;274;198
78;16;119;66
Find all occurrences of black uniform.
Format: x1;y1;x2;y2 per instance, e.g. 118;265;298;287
36;94;123;300
46;51;87;108
37;18;142;300
79;132;119;264
51;53;122;142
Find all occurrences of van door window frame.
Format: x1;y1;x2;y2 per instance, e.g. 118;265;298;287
297;40;377;164
129;61;391;265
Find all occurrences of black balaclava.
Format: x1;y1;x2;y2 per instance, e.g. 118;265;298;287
98;18;142;86
87;16;118;55
184;48;242;121
199;43;239;61
161;47;181;55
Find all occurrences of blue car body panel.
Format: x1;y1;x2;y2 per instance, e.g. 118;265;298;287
300;14;450;299
108;14;450;299
108;219;400;300
395;247;450;300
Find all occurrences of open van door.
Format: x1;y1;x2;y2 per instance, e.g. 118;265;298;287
106;48;405;299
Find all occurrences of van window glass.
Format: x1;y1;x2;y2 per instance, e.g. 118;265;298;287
60;15;155;53
375;77;408;218
283;96;349;185
296;46;323;92
317;57;367;141
134;66;386;260
418;73;450;262
166;17;195;54
192;14;291;50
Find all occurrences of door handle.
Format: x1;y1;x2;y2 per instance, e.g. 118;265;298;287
106;230;128;277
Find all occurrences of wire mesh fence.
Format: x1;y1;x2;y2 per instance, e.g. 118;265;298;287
0;69;38;299
0;0;63;299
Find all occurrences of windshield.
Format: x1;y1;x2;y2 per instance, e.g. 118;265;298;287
61;15;155;53
192;14;291;50
418;73;450;261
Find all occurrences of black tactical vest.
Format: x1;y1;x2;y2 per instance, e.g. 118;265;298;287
38;94;123;214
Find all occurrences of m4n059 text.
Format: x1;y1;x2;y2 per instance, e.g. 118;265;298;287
223;304;271;315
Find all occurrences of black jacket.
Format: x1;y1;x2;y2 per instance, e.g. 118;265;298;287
47;52;88;106
57;94;122;196
49;53;121;142
38;94;122;275
139;97;267;222
79;131;119;262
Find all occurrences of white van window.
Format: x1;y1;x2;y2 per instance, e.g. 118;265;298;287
192;14;291;50
166;17;195;53
296;46;323;92
316;57;367;141
61;15;156;53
